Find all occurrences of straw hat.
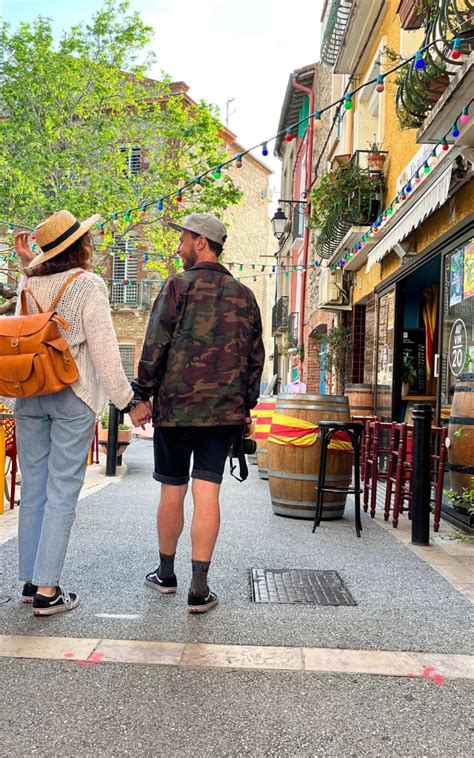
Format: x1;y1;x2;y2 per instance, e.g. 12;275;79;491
28;210;101;269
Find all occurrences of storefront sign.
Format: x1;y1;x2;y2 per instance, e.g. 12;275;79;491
449;249;464;306
448;318;468;376
463;241;474;300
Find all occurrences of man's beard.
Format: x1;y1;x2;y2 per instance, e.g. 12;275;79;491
182;249;197;270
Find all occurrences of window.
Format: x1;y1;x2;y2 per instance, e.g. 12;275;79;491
118;344;135;380
120;146;141;176
111;236;139;306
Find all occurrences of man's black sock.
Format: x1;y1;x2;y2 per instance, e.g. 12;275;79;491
190;559;210;597
158;551;175;579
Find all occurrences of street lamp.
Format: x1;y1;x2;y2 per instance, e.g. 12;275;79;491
271;207;288;239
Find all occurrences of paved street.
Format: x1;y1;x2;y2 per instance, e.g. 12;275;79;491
1;439;473;757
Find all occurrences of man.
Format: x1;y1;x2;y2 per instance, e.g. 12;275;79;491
128;213;264;613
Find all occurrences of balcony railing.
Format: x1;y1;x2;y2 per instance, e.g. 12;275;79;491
312;153;385;260
288;312;299;348
396;1;473;129
272;296;289;336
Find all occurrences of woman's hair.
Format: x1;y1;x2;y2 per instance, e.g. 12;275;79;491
25;231;93;277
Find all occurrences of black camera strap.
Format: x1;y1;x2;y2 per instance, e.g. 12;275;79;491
230;452;248;482
229;426;249;482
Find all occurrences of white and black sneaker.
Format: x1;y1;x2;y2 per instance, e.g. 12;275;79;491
188;590;218;614
33;587;79;616
21;582;38;604
144;568;177;594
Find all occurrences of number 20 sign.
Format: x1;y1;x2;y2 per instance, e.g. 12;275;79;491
448;319;468;376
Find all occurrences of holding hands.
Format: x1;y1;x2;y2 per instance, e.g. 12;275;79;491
128;400;152;429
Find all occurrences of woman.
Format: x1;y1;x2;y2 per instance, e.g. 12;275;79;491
12;209;140;616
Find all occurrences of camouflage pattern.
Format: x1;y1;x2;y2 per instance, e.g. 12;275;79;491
132;262;265;426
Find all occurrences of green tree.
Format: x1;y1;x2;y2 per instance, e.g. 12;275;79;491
0;0;242;289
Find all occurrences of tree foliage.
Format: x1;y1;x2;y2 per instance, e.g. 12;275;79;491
0;0;242;280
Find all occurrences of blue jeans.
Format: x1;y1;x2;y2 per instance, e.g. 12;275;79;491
15;388;96;586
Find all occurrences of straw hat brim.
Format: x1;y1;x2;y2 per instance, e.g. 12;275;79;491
28;213;101;270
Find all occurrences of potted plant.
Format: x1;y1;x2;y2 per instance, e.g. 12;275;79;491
99;412;132;456
401;350;417;397
330;154;351;171
367;140;386;173
398;0;435;30
444;477;474;516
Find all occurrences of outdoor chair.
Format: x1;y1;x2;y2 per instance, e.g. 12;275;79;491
362;420;392;518
0;405;18;511
312;420;364;538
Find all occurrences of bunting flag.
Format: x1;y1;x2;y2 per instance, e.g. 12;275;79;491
268;413;353;451
251;400;276;441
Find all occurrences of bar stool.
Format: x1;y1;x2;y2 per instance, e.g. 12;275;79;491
312;421;364;538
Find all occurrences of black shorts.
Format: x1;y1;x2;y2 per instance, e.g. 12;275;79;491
153;426;240;486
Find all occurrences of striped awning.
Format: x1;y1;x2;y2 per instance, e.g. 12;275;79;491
366;165;453;273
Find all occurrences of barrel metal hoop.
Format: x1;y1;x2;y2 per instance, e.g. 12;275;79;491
276;404;349;412
271;496;345;507
448;463;474;474
268;470;350;481
448;417;474;425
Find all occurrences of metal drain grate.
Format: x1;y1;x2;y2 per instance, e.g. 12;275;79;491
250;569;356;606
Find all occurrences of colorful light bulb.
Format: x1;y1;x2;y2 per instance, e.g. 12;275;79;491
213;166;222;179
376;74;384;93
235;154;243;168
451;38;462;60
343;94;353;110
423;161;430;174
261;143;269;156
314;111;322;127
460;106;469;124
441;138;449;152
415;51;425;70
285;128;293;142
157;199;164;212
451;123;460;138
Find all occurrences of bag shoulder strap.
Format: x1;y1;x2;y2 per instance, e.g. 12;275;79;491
20;288;44;316
50;270;86;310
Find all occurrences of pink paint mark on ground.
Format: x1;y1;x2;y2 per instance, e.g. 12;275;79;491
407;673;415;678
432;674;444;686
76;651;105;667
64;652;75;659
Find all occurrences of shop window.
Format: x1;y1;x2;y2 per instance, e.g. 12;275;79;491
440;244;474;422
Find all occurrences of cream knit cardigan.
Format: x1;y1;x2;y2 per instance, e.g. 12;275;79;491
10;268;133;416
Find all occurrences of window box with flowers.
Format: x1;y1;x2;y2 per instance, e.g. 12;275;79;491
309;162;384;259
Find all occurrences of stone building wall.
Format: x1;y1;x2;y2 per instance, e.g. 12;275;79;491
111;139;275;389
223;143;275;387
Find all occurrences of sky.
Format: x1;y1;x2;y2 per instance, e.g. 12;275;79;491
1;0;323;186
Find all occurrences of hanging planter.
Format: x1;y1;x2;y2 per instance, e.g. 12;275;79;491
397;0;430;30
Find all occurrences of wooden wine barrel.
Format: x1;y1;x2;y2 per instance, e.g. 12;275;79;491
268;394;353;519
448;373;474;496
345;383;374;417
252;396;277;480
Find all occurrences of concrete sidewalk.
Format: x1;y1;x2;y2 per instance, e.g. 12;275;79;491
1;439;473;757
1;439;472;652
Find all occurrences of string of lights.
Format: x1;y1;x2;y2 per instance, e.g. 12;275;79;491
0;30;468;249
